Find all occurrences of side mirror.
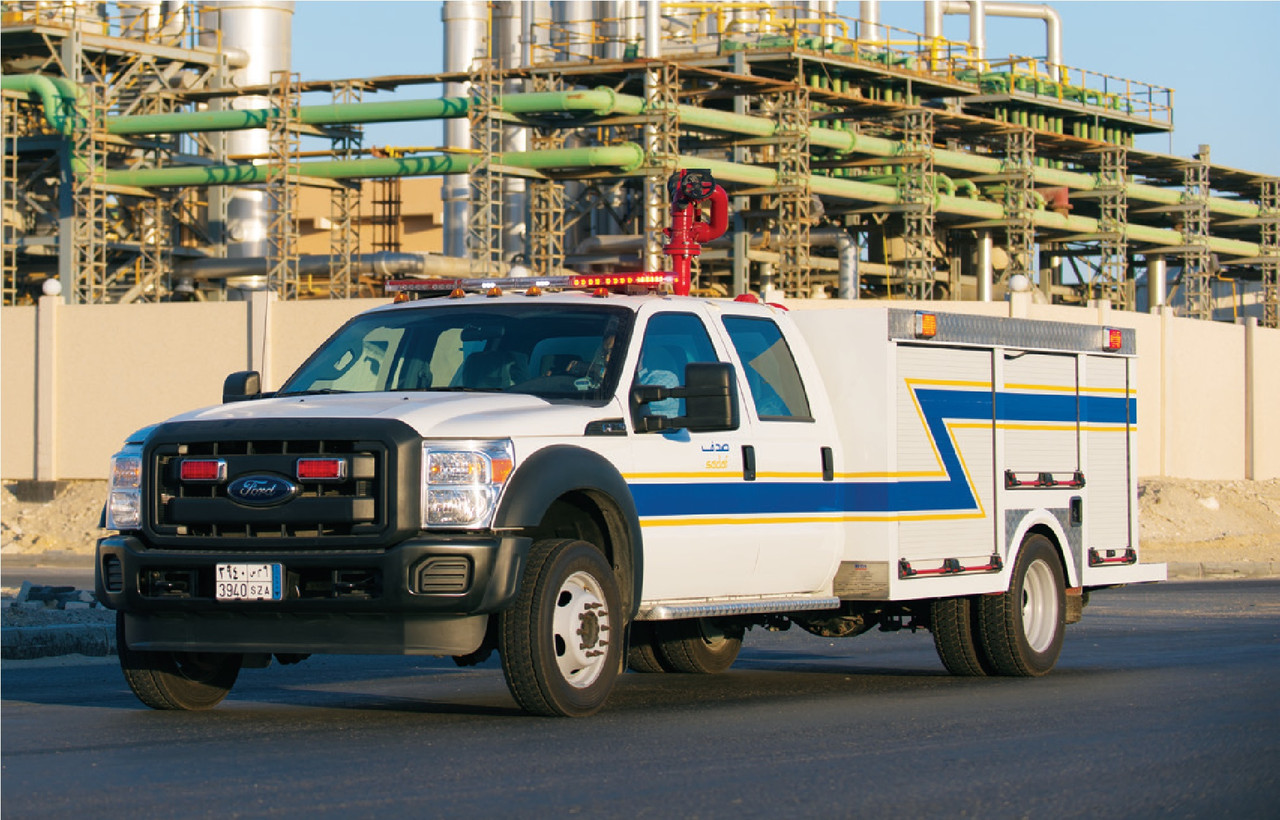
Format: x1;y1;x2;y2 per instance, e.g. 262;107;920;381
223;370;262;403
631;362;739;433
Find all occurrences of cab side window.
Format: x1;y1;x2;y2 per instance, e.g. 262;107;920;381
722;316;812;420
634;312;719;418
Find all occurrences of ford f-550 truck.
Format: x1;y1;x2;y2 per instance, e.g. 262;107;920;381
96;172;1163;716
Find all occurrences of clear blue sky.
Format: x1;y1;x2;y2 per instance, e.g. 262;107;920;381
291;1;1280;176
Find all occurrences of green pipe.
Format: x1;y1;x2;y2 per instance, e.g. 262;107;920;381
97;85;1273;220
100;143;646;187
675;155;1261;259
20;73;1266;222
2;75;74;134
106;88;637;136
671;98;1260;219
852;172;957;197
108;98;465;135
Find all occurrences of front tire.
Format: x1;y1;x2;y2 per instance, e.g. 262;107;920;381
499;539;623;717
116;613;241;710
977;534;1066;677
654;618;743;674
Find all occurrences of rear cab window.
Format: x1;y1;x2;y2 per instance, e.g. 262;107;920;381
722;315;812;421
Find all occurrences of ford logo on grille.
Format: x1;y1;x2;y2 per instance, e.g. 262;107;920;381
227;474;299;507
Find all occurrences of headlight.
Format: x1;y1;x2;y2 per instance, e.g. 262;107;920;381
421;440;514;529
106;449;143;530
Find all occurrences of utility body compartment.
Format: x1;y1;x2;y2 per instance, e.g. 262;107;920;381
790;306;1163;603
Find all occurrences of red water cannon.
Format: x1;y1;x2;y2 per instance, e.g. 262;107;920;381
663;169;728;296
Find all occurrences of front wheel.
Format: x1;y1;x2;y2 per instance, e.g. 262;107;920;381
499;539;624;717
977;534;1066;677
117;613;242;710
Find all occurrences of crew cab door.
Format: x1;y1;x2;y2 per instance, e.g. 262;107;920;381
719;312;841;595
624;307;761;600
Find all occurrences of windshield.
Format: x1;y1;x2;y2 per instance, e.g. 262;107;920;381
278;302;635;402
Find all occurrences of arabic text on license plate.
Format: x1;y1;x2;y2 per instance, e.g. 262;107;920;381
215;563;283;601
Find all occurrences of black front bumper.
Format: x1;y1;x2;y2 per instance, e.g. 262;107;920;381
96;533;530;655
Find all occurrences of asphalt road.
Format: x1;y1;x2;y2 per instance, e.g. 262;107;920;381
3;580;1278;819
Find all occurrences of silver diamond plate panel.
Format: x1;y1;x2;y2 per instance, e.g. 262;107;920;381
887;309;1136;356
1005;507;1082;582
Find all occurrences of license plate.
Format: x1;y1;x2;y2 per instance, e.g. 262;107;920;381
215;563;283;601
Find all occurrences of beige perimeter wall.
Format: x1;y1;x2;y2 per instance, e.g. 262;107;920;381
2;294;1277;481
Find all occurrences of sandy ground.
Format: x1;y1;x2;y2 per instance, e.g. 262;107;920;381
2;476;1277;628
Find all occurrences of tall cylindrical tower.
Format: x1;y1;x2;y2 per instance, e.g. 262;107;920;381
199;1;295;260
442;0;487;258
495;0;527;261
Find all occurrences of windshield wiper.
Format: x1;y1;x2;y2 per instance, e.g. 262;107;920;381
276;388;355;397
395;386;504;393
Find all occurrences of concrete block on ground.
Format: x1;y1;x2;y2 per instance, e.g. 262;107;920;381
1;624;116;660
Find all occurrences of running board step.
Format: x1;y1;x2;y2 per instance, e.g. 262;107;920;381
639;596;841;621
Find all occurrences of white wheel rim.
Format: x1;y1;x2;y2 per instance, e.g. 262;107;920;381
1020;558;1059;653
551;569;611;689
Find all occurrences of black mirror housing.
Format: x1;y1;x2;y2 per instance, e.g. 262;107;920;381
680;362;739;432
630;362;739;433
223;370;262;403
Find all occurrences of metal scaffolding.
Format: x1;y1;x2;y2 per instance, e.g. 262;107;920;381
3;1;1276;321
1095;145;1131;308
328;81;363;299
775;84;812;297
69;82;108;304
1001;126;1036;290
642;61;679;274
370;173;402;254
1259;178;1279;329
468;55;504;277
1178;147;1214;321
528;73;566;277
899;108;936;301
130;191;171;303
266;70;301;299
2;94;20;304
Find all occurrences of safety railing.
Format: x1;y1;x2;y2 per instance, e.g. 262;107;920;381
956;56;1173;127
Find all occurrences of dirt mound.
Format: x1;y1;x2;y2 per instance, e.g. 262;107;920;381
2;480;106;561
1137;477;1280;565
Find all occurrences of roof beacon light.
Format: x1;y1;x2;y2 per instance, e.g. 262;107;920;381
915;311;938;339
1103;327;1124;351
386;271;677;299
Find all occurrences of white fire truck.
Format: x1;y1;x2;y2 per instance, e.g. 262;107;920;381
97;172;1163;716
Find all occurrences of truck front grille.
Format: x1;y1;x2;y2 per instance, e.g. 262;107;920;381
142;419;420;550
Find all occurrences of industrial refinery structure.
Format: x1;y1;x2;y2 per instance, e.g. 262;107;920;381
2;1;1277;326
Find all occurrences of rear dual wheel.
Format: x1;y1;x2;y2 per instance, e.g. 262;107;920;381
930;596;991;677
627;618;743;675
931;534;1066;678
978;534;1066;676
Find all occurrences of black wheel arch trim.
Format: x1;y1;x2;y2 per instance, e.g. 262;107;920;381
494;444;643;618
